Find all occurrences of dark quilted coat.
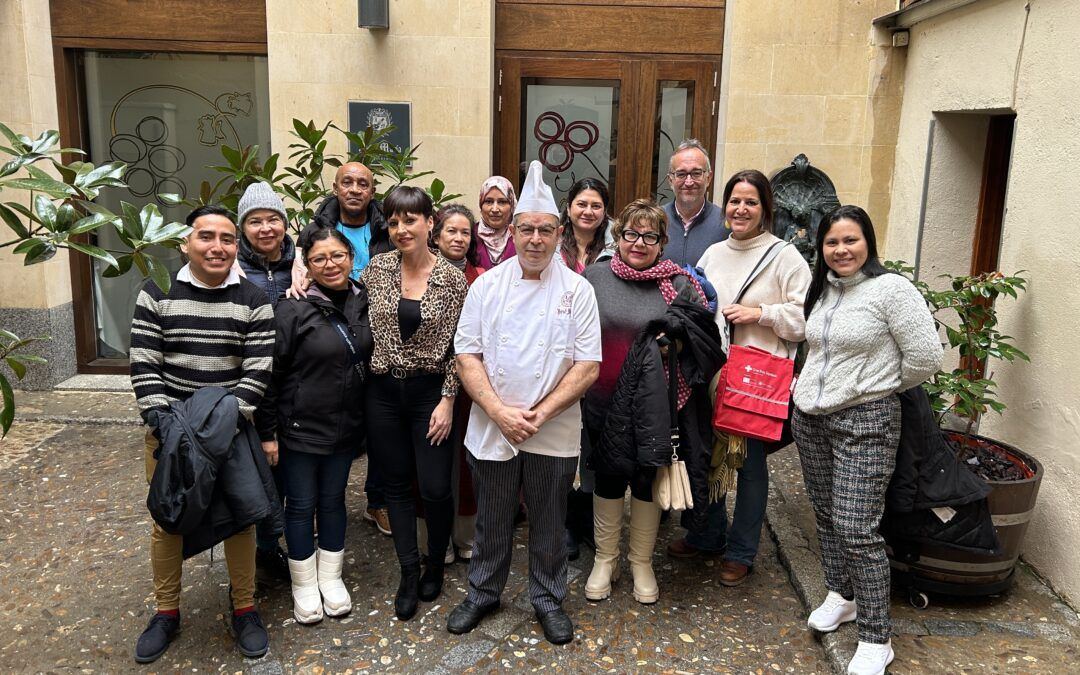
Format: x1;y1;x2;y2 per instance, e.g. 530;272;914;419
592;292;725;529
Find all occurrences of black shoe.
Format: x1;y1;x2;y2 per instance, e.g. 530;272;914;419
134;613;180;664
565;527;580;561
536;607;574;645
395;563;421;621
230;610;269;658
419;563;444;602
446;600;500;635
255;545;291;583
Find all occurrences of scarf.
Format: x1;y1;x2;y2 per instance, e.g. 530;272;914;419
476;177;517;265
610;253;706;410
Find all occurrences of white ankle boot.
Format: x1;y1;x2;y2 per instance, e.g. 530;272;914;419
807;590;857;632
317;548;352;617
847;640;894;675
585;496;624;600
288;553;323;624
627;498;661;604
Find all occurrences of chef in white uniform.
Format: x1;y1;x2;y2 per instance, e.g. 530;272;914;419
446;161;601;645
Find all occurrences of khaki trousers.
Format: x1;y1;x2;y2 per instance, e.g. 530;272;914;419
144;431;255;611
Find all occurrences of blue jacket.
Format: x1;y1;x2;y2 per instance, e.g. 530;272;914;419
238;232;296;307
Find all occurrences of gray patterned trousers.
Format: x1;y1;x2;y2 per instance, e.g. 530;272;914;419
465;451;577;613
792;395;901;644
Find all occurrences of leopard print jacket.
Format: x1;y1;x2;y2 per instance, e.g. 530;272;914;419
362;250;468;396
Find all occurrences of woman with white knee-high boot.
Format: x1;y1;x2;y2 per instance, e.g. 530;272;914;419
255;227;372;624
582;200;715;604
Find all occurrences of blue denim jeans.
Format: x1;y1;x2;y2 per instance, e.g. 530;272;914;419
686;438;768;566
281;449;354;560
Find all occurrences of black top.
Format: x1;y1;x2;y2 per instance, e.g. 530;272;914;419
317;283;351;312
398;298;422;342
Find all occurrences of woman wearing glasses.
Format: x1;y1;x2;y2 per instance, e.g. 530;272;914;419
256;227;372;625
668;169;811;586
582;199;715;605
362;187;469;621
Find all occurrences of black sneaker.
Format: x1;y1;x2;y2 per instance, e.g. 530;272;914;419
134;613;180;664
255;545;291;583
230;610;269;658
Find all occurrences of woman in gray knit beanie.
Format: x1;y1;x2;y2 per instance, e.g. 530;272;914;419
792;205;943;675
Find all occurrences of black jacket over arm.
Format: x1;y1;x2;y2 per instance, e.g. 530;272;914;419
593;292;725;531
255;282;372;455
147;387;283;559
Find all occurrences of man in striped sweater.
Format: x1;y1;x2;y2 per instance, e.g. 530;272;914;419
129;205;275;664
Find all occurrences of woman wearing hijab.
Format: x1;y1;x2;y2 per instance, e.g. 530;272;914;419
474;176;518;270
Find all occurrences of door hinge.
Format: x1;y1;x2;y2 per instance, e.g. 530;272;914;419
713;71;718;87
711;100;716;116
498;95;502;112
498;69;502;86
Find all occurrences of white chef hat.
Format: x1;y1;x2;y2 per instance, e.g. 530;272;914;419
513;160;559;218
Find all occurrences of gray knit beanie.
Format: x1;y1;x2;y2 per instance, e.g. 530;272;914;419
237;181;287;225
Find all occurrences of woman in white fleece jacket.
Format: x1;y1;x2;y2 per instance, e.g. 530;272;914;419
792;205;942;675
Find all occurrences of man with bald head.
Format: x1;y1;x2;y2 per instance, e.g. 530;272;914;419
291;161;395;535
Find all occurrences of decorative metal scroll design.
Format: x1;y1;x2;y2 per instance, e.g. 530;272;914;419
107;87;253;205
770;154;840;265
533;110;605;193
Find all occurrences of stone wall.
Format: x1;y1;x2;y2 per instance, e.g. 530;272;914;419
885;0;1080;604
0;1;75;389
716;0;903;238
265;0;494;203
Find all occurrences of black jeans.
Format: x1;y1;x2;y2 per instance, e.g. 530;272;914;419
365;373;454;567
594;468;656;502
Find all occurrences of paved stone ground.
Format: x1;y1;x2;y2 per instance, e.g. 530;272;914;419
1;396;829;673
768;449;1080;674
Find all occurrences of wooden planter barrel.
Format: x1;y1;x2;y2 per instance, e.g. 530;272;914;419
888;432;1043;598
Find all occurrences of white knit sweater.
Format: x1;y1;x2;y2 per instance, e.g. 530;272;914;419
697;231;812;357
793;270;944;415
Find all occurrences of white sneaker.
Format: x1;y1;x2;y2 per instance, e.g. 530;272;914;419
847;640;894;675
807;591;857;632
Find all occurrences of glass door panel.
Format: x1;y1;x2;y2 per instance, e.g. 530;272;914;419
652;80;695;206
521;78;619;207
81;50;270;358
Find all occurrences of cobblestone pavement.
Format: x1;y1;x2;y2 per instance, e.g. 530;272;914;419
0;413;829;673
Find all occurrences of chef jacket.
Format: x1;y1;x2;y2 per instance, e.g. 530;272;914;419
454;255;602;461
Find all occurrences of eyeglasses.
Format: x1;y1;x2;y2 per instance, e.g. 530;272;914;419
307;251;350;267
620;229;661;246
668;169;707;182
517;225;558;239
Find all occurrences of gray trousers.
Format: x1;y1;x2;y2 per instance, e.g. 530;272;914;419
465;451;577;613
792;395;901;644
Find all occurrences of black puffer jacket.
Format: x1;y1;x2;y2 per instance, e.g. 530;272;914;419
881;386;1001;555
298;196;392;256
255;282;372;455
593;294;725;529
147;387;283;559
237;231;296;307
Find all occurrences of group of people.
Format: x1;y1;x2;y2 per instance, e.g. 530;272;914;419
130;138;942;675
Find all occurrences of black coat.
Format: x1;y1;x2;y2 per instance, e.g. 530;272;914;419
592;292;725;530
255;282;372;454
298;196;392;257
881;386;1001;555
237;231;296;307
147;387;283;559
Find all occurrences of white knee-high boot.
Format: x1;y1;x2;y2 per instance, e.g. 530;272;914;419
627;498;661;604
317;548;352;617
288;552;324;624
585;496;624;601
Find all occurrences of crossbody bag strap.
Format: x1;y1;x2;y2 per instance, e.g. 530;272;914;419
319;306;365;377
727;241;789;347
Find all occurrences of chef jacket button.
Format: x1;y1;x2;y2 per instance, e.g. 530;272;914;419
538;340;545;346
498;368;505;375
539;310;546;316
534;372;541;378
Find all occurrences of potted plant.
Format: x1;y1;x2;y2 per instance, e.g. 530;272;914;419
885;261;1041;598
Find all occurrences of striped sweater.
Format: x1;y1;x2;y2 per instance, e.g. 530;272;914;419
130;274;275;422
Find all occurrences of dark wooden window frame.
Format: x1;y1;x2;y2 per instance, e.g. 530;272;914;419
50;1;267;374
